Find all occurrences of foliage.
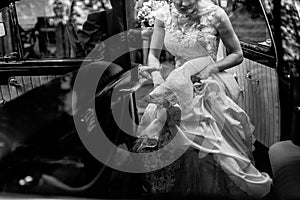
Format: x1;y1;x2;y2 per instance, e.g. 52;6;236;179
49;0;111;29
281;0;300;76
48;0;72;25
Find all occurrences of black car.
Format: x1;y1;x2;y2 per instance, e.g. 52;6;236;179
0;0;299;199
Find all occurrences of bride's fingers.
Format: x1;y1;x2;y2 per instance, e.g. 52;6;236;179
138;65;160;72
139;65;155;70
119;82;143;93
139;70;152;80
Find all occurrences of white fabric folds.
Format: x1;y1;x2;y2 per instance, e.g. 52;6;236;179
137;56;272;198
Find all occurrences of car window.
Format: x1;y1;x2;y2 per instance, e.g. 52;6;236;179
0;7;17;59
15;0;114;60
225;0;272;49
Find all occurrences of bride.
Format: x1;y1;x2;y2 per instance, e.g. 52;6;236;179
133;0;271;199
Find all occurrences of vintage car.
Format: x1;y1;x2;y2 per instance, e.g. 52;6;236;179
0;0;299;199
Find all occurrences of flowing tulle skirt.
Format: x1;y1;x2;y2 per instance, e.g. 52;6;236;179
133;133;253;199
133;57;271;199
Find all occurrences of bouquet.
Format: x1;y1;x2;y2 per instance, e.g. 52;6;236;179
137;0;168;28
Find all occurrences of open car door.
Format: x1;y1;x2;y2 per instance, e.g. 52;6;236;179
0;0;142;199
220;0;280;151
0;0;132;104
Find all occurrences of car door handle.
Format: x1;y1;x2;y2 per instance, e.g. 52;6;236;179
8;78;23;88
0;100;6;105
245;72;259;84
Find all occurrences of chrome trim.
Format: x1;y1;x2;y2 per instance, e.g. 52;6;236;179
259;0;279;69
9;2;24;60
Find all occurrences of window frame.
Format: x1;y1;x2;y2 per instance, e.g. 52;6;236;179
226;0;278;68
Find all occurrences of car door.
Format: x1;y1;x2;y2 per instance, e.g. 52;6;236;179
219;0;280;148
0;0;139;197
0;1;84;104
0;0;132;105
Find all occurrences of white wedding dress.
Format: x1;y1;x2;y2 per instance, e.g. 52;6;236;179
134;3;271;199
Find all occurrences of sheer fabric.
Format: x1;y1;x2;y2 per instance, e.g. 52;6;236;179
134;3;271;199
156;3;222;65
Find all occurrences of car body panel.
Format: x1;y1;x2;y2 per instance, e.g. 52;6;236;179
227;59;280;147
0;0;131;103
221;0;281;147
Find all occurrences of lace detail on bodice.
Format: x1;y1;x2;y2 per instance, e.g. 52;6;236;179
156;4;221;67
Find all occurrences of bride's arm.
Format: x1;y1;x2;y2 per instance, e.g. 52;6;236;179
148;19;165;68
216;8;244;70
147;19;166;86
197;8;243;79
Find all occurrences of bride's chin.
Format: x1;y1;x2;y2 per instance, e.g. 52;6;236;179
178;6;197;15
178;9;192;15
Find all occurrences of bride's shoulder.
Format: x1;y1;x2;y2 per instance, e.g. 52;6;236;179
197;4;226;19
211;5;228;18
201;5;228;27
200;4;226;16
212;6;231;28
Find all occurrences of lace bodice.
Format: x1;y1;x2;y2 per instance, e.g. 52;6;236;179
156;3;224;67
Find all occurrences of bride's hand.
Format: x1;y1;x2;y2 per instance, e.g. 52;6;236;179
194;63;219;80
138;65;164;87
138;65;160;79
139;65;160;73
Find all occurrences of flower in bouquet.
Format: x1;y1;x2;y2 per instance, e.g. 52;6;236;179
137;0;168;28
